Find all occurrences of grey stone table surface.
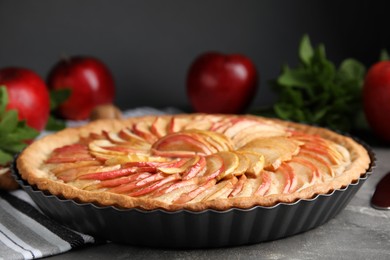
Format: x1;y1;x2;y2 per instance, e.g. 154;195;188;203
48;147;390;260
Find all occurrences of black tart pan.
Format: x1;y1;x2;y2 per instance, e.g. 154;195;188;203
11;142;376;248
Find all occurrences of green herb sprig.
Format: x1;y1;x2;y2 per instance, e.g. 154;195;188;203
267;34;366;131
0;86;39;165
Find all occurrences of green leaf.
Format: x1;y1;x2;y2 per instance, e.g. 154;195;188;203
0;86;8;117
45;115;67;131
0;109;18;135
0;149;13;165
50;88;72;110
380;49;390;61
338;59;365;82
299;34;314;66
277;68;313;88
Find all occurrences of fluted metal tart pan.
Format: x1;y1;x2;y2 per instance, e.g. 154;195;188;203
11;140;375;248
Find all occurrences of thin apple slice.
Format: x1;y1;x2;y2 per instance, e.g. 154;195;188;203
199;154;225;181
276;163;297;194
56;164;121;182
50;160;102;175
229;174;247;197
118;128;149;143
104;154;167;166
254;170;272;196
157;157;197;174
151;132;213;157
150;116;169;138
128;173;181;197
172;179;217;204
235;150;264;177
232;124;288;149
182;156;207;180
108;172;166;194
153;183;199;204
79;165;155;181
290;157;320;185
184;115;213;130
233;152;250;176
201;177;238;201
183;129;234;152
84;172;153;190
151;177;200;198
132;121;158;143
167;116;192;133
233;177;262;197
215;151;239;180
238;136;301;170
297;150;334;179
223;118;260;138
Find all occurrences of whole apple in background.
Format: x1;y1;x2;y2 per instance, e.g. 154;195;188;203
0;67;50;131
186;52;258;114
363;61;390;142
47;56;115;120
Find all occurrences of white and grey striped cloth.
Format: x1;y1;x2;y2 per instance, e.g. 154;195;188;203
0;189;98;259
0;107;182;259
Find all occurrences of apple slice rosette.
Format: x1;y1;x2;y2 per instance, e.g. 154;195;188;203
17;114;371;211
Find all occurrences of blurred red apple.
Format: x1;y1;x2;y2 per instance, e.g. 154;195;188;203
363;61;390;141
47;56;115;120
186;52;258;114
0;67;50;131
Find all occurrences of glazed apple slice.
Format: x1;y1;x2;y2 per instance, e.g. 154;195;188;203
132;121;158;143
235;150;264;177
229;174;247;197
233;177;262;197
184;129;234;152
215;151;239;180
151;132;213;157
223;118;260;138
172;179;217;204
233;152;250;176
167;116;192;133
183;115;214;131
56;164;121;182
104;154;167;166
297;150;334;179
199;154;225;181
289;157;320;185
151;177;200;198
201;177;238;201
50;160;102;175
239;137;300;170
127;173;181;197
108;172;167;194
254;170;272;196
275;163;297;194
157;157;197;174
78;164;156;181
118;128;150;144
150;116;169;138
182;156;207;180
84;172;153;190
232;124;288;149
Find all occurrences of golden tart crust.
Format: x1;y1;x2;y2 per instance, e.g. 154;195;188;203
17;114;370;211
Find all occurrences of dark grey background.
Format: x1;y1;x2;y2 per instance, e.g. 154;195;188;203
0;0;388;112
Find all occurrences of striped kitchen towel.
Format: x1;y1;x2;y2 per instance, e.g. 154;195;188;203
0;189;100;260
0;107;182;259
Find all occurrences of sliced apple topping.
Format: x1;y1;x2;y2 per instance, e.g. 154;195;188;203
42;114;354;206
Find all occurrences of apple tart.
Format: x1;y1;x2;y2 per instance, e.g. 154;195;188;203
16;114;371;211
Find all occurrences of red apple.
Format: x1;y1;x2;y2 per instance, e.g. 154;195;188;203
363;61;390;141
186;52;258;114
0;67;50;131
47;56;115;120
